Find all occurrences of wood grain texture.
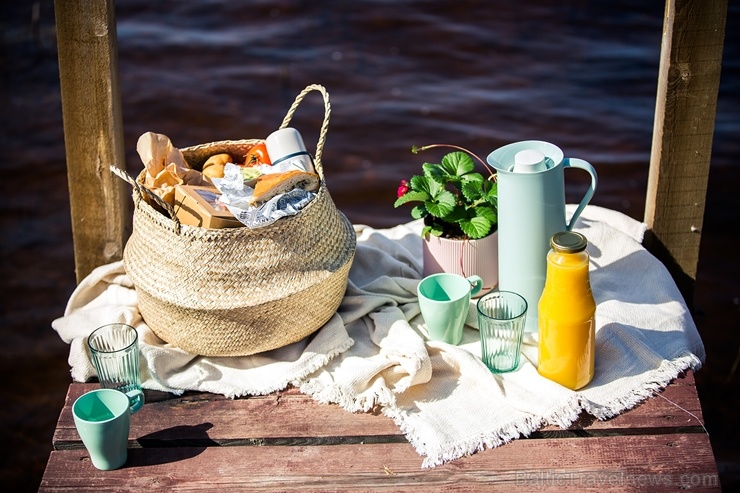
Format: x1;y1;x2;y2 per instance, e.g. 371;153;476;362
41;372;720;491
54;0;130;282
645;0;727;303
39;434;720;492
50;372;707;450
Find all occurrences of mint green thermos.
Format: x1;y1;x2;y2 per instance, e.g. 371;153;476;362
486;141;598;333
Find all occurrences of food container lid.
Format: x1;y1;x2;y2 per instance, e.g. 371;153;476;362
550;231;588;253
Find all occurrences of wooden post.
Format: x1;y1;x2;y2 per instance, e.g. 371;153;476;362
645;0;727;306
55;0;130;283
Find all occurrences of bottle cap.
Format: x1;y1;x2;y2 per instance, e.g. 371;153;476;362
551;231;588;253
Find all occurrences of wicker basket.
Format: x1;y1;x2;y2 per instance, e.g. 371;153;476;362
112;85;356;357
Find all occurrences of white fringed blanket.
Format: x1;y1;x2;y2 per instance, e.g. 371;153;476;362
53;205;705;467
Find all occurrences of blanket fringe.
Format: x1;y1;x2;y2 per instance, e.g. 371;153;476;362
542;394;584;429
384;406;545;469
585;352;702;420
299;377;397;414
390;353;701;468
224;336;355;399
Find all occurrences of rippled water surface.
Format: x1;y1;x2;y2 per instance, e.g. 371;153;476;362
1;1;738;490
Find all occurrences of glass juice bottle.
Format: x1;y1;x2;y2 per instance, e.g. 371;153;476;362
537;231;596;390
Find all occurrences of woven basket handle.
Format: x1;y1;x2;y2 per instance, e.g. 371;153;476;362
278;84;330;180
109;165;182;232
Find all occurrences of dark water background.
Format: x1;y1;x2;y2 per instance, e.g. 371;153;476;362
1;1;738;490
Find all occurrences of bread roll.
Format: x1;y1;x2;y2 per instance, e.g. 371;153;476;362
202;153;232;181
249;170;319;206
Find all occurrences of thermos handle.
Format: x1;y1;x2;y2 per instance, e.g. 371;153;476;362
563;158;598;231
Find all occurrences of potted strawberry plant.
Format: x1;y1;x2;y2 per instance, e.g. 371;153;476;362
395;144;499;294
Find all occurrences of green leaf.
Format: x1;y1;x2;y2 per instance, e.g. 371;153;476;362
410;174;428;191
423;163;453;186
475;206;498;223
429;178;447;197
422;224;443;237
426;189;456;218
412;175;446;197
459;216;492;239
461;179;484;202
441;152;475;177
429;223;444;237
410;204;427;219
394;190;428;207
481;179;498;202
461;172;484;184
421;162;439;176
445;205;468;224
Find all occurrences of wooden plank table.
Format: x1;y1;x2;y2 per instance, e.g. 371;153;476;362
39;371;720;491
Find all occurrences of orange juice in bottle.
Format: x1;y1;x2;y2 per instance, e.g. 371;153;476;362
537;231;595;390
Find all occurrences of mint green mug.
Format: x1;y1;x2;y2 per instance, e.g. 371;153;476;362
73;388;133;470
418;273;483;345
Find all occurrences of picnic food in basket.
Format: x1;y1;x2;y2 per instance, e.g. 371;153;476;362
135;128;321;220
135;131;209;206
244;141;272;167
249;170;320;206
201;153;232;180
110;84;356;357
201;142;274;181
173;184;243;229
240;167;262;185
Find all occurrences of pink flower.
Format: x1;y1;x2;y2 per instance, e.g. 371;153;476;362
397;179;409;198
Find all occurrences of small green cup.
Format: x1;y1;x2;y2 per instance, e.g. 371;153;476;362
72;388;132;470
418;273;483;345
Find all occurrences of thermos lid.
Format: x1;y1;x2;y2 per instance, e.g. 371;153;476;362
513;149;547;173
551;231;588;253
265;127;313;170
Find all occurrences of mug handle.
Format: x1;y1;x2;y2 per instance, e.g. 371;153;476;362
563;158;598;231
125;389;144;414
466;275;484;298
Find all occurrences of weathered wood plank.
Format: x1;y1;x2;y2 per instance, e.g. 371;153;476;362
52;372;706;450
52;384;403;449
54;0;130;282
644;0;727;303
39;434;721;492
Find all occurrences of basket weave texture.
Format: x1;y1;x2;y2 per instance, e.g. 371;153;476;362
115;85;356;356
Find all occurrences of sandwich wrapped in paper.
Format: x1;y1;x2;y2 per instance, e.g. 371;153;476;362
212;158;320;229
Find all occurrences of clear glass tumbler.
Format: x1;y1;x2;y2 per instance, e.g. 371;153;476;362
477;291;528;373
87;323;144;412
